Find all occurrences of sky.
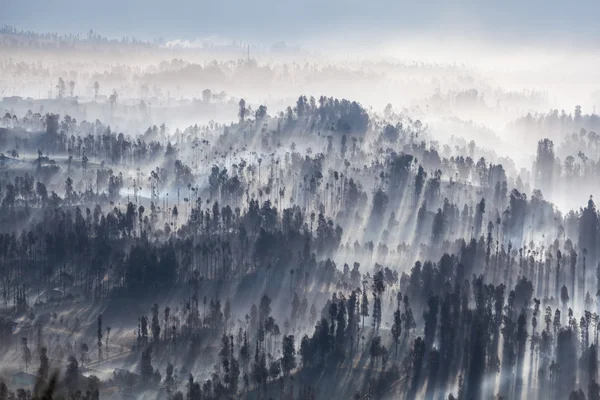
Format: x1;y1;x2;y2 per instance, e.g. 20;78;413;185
3;0;600;46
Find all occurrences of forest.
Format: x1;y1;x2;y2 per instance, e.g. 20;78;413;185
1;21;600;400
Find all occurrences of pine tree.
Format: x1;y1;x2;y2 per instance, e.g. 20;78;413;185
335;300;347;357
372;294;381;330
361;290;369;329
65;355;79;393
38;347;49;381
391;307;402;356
21;337;31;372
282;335;297;375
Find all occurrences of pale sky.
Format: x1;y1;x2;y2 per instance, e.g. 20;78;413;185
3;0;599;45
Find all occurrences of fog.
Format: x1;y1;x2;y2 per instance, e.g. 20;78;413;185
0;5;600;400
